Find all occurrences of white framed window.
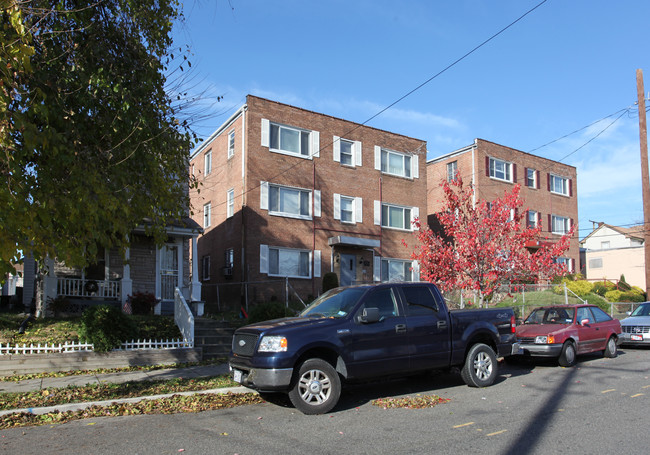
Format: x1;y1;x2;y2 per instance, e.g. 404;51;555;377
550;174;570;196
333;137;362;167
259;245;321;279
489;157;512;182
601;241;610;249
225;248;234;268
526;168;537;188
376;202;418;231
228;130;235;158
447;161;458;182
589;257;603;269
260;181;320;220
379;258;414;282
554;257;572;272
377;147;416;178
227;189;235;218
334;194;362;224
202;256;210;281
527;210;538;228
204;150;212;175
551;215;570;235
203;202;211;228
261;119;319;159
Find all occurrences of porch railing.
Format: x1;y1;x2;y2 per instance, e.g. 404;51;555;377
56;277;121;299
174;287;194;347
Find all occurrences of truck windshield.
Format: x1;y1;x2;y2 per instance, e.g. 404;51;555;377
630;304;650;317
300;287;367;318
524;307;575;325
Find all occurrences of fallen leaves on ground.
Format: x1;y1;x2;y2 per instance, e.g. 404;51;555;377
371;394;451;409
0;392;264;429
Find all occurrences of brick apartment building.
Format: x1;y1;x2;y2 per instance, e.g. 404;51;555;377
426;138;579;273
189;95;427;310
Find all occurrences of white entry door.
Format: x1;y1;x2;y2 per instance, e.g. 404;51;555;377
160;244;179;300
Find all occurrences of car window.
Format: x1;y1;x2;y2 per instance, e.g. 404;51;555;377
631;304;650;317
402;286;439;316
577;307;594;324
591;306;612;323
359;288;398;320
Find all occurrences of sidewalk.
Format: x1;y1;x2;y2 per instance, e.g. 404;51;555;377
0;362;254;416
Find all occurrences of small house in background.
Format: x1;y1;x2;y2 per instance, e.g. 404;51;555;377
21;218;203;317
580;222;645;289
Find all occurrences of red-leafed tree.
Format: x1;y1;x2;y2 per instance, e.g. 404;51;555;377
409;176;574;306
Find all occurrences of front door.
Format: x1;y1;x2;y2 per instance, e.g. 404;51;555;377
160;244;179;300
340;254;356;286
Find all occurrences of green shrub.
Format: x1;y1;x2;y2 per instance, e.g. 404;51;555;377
617;280;632;292
247;301;295;324
593;281;616;297
78;305;137;352
582;293;610;312
552;279;593;297
322;272;339;293
631;286;647;299
604;290;623;302
619;291;646;303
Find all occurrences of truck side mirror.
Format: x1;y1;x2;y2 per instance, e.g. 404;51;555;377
359;307;380;324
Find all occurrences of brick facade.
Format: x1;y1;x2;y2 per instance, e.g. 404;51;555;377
427;138;580;272
190;96;427;310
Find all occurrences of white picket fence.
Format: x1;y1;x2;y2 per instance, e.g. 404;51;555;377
0;338;192;355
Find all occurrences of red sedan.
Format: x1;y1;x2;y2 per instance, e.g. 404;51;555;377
513;304;621;367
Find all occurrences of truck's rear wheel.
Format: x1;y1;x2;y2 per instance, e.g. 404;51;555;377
461;343;498;387
288;358;341;415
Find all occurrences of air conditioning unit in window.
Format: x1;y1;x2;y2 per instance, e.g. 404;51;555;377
222;267;233;277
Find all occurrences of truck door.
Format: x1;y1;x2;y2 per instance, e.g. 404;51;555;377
342;286;410;378
399;285;451;370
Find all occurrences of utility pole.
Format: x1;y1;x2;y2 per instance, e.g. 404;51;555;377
637;69;650;295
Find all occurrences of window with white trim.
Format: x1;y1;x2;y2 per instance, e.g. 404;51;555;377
381;258;413;282
202;255;210;281
259;245;320;279
589;257;603;269
551;215;570;235
334;194;362;224
447;161;458;182
228;130;235;158
260;181;320;220
527;210;538;228
381;148;412;178
601;241;610;249
261;119;319;159
225;248;234;268
340;139;353;165
227;189;235;218
550;174;569;196
554;257;572;272
203;202;211;228
382;203;412;230
526;168;537;188
489;157;512;182
334;136;362;167
204;150;212;175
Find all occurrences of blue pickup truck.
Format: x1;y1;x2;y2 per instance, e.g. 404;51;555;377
229;282;519;414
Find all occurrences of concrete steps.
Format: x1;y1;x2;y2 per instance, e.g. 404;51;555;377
194;318;235;359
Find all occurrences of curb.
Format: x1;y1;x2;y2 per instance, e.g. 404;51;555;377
0;386;254;417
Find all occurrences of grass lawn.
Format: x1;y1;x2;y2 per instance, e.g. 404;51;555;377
0;313;182;345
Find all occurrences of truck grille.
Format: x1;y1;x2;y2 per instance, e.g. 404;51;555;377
622;325;650;334
232;333;258;356
517;337;536;343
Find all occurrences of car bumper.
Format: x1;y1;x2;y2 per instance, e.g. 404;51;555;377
619;331;650;345
229;362;293;391
499;342;521;357
515;343;563;358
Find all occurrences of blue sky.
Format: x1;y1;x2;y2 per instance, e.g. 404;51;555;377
172;0;650;240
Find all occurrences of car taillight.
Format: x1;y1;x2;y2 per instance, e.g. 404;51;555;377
511;315;516;333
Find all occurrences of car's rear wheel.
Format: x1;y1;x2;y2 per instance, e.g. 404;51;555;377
461;343;498;387
558;341;576;367
603;336;618;358
288;358;341;415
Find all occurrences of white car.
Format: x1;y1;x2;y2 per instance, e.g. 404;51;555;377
619;302;650;346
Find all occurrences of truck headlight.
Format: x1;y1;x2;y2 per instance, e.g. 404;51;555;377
258;336;288;352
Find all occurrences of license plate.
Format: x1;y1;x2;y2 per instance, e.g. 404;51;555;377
631;334;643;341
233;369;243;383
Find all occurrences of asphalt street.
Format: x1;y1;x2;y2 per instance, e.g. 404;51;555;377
1;346;648;455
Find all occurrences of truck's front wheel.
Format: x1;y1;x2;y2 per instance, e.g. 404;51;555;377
461;343;498;387
288;358;341;415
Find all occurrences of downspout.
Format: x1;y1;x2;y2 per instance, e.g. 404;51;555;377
471;139;476;207
312;159;316;297
241;105;248;287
